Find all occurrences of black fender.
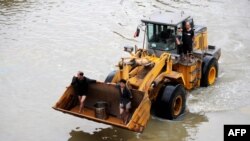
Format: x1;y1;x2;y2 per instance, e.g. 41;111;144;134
104;70;117;83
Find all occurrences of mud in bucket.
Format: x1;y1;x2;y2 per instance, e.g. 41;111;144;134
94;101;109;120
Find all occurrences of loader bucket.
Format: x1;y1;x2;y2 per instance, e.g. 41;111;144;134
52;83;151;132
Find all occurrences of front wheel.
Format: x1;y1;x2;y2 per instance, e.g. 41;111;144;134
155;84;186;120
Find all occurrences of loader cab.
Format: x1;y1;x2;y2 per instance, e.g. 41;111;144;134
141;13;193;56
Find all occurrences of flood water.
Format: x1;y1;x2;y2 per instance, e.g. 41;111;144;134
1;0;250;141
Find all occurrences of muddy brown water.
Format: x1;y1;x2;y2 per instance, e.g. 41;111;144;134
1;0;250;141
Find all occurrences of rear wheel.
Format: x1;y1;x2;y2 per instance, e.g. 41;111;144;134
201;56;218;87
104;70;117;83
155;84;186;120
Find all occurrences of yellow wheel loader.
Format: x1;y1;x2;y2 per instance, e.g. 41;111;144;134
53;13;221;132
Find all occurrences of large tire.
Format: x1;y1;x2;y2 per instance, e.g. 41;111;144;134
104;70;117;83
155;84;186;120
201;56;219;87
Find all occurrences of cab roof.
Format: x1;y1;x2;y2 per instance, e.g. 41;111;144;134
141;12;191;26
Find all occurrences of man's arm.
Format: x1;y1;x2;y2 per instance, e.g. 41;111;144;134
176;37;181;45
71;76;77;86
86;77;97;83
127;88;133;99
191;30;195;41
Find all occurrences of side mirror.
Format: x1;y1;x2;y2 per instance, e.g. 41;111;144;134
124;46;134;53
134;28;140;38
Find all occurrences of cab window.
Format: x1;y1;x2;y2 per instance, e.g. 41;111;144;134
147;23;176;51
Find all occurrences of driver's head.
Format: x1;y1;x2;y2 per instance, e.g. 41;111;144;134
119;79;126;88
77;71;84;80
163;26;168;32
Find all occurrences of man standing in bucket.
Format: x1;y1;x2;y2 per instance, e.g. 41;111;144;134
107;79;133;124
116;79;133;124
71;71;97;113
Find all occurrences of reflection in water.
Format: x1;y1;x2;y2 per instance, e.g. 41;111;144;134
0;0;30;13
182;112;209;140
68;127;134;141
0;0;27;7
68;112;208;141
